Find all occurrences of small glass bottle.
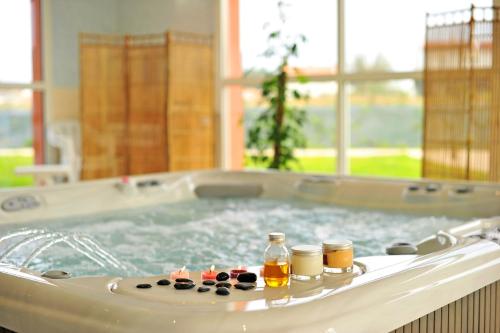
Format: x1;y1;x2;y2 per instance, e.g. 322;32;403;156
263;232;290;287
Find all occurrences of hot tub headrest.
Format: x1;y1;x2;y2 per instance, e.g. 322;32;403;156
194;184;263;199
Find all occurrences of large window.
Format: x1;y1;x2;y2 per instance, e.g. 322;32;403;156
348;80;422;178
243;82;337;173
0;1;33;83
221;0;492;178
0;0;43;187
238;0;337;75
345;0;492;73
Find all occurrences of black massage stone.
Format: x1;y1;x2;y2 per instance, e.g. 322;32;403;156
234;283;255;291
175;278;193;283
174;282;196;290
215;287;230;296
236;272;257;283
197;286;210;293
216;272;230;281
157;279;171;286
136;283;152;289
203;280;216;286
215;282;232;288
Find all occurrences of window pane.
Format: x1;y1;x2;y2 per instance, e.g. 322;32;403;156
0;89;33;187
0;0;33;83
238;0;337;77
345;0;492;73
244;82;337;173
348;80;422;178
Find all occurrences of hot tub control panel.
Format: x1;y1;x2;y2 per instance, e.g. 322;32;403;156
468;226;500;244
1;195;40;212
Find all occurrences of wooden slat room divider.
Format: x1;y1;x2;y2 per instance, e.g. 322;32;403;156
126;34;169;175
167;32;215;171
80;34;128;179
80;32;215;180
423;6;500;182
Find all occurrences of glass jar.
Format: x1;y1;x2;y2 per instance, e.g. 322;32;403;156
290;245;323;280
263;232;289;287
322;240;353;273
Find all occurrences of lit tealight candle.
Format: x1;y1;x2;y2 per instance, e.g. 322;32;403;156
170;266;189;280
201;265;218;280
230;265;248;279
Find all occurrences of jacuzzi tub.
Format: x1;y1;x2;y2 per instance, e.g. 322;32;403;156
0;170;499;333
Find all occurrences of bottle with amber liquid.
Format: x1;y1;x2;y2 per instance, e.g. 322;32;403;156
263;232;290;287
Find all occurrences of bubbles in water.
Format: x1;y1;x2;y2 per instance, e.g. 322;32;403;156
0;198;465;277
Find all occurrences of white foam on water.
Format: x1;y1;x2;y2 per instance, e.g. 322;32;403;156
0;198;465;277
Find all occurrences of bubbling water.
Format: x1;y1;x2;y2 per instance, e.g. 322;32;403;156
0;198;465;277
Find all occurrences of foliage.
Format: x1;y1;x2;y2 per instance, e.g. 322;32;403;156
246;1;309;170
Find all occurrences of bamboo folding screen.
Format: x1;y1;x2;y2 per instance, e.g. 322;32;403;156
167;33;215;171
424;6;500;181
126;35;169;175
80;32;215;180
80;34;127;179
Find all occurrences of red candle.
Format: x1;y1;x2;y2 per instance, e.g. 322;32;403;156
170;266;189;280
230;265;248;279
201;265;218;280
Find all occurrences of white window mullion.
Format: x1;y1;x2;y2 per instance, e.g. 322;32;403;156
0;82;45;90
336;0;349;175
222;71;423;87
336;79;350;176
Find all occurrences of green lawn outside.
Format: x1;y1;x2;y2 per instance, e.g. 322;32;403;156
245;155;421;178
0;154;421;188
0;155;34;187
351;156;421;178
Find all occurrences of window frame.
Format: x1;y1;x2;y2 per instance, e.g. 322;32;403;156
0;0;45;164
219;0;424;174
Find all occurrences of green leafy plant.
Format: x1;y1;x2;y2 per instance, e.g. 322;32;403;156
246;1;308;170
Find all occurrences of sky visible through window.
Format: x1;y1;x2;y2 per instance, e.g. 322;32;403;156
239;0;492;74
240;0;337;73
0;0;33;83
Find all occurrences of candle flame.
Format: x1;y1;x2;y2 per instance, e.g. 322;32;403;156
210;265;215;272
179;266;186;273
237;265;242;270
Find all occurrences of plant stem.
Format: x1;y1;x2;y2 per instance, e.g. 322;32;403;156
271;58;287;169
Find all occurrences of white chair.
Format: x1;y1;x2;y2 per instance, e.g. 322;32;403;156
15;121;81;186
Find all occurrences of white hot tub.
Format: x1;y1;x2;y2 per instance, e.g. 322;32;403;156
0;171;499;333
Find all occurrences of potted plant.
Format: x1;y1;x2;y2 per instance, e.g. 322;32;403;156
246;1;309;170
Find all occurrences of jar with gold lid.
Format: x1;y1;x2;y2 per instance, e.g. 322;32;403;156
322;240;353;273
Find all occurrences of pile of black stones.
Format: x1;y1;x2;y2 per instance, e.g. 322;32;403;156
135;271;258;296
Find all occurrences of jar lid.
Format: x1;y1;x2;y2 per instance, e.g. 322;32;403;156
268;232;285;242
322;240;353;251
291;245;322;256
